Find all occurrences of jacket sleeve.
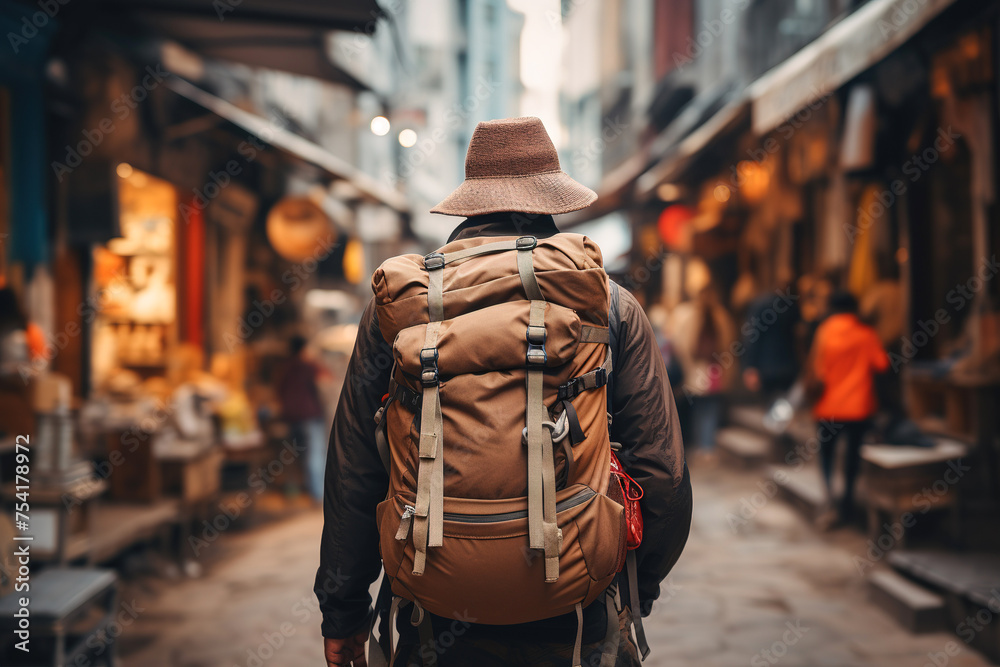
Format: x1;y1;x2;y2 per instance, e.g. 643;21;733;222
610;286;692;616
315;297;392;638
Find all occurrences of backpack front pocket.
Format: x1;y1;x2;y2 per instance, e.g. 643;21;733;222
381;484;623;625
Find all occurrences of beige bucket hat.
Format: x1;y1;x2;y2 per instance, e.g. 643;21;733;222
430;116;598;217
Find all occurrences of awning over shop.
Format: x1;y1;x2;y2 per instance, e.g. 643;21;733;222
165;77;409;212
636;98;750;198
149;20;367;90
749;0;958;135
85;0;385;31
563;86;740;227
559;149;651;228
63;0;387;89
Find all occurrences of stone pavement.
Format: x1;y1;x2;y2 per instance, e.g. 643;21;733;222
116;463;994;667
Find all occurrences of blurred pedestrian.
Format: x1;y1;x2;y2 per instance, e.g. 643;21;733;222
742;284;800;398
316;117;691;667
808;291;889;525
671;282;736;455
277;334;327;503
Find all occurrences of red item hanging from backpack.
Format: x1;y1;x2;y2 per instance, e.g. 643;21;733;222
610;451;643;549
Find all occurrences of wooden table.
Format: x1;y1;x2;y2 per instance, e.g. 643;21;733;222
861;441;968;545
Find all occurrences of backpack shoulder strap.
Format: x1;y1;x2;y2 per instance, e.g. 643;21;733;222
607;281;621;415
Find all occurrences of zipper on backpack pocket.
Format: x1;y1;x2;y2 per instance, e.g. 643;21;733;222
442;487;596;524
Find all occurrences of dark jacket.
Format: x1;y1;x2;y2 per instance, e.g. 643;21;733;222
315;213;692;643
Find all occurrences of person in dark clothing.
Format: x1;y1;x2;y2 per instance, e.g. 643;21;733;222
277;335;327;502
316;119;691;667
315;215;692;666
742;287;800;397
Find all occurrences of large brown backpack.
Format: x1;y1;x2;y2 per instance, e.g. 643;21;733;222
370;232;638;665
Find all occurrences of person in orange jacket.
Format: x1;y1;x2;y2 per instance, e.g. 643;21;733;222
811;291;889;524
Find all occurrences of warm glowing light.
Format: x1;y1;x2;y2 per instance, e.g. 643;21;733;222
370;116;390;136
398;129;417;148
736;160;770;203
656;183;682;202
343;238;364;285
713;185;732;203
896;247;909;264
116;163;134;179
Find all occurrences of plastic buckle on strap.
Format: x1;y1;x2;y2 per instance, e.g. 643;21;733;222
419;347;439;386
526;326;547;366
558;378;578;401
394;383;422;410
594;367;608;387
515;236;537;250
423;252;445;270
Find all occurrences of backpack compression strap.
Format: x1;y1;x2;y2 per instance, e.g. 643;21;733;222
411;236;557;577
411;253;446;575
515;236;562;582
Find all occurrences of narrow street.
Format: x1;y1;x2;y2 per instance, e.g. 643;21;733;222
118;463;993;667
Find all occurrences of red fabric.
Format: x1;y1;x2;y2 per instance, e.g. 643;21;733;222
812;314;889;421
611;451;643;550
183;198;204;347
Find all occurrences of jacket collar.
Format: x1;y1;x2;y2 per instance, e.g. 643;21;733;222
448;212;560;242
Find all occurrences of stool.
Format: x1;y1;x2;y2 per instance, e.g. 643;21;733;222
0;568;118;666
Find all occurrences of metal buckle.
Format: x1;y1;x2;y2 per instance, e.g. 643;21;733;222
423;252;445;270
419;347;439;386
521;411;569;446
515;236;537;250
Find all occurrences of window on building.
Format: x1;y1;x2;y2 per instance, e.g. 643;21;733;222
653;0;693;79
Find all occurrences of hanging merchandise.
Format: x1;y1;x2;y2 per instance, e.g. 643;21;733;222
266;196;337;263
848;184;883;297
840;85;877;172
